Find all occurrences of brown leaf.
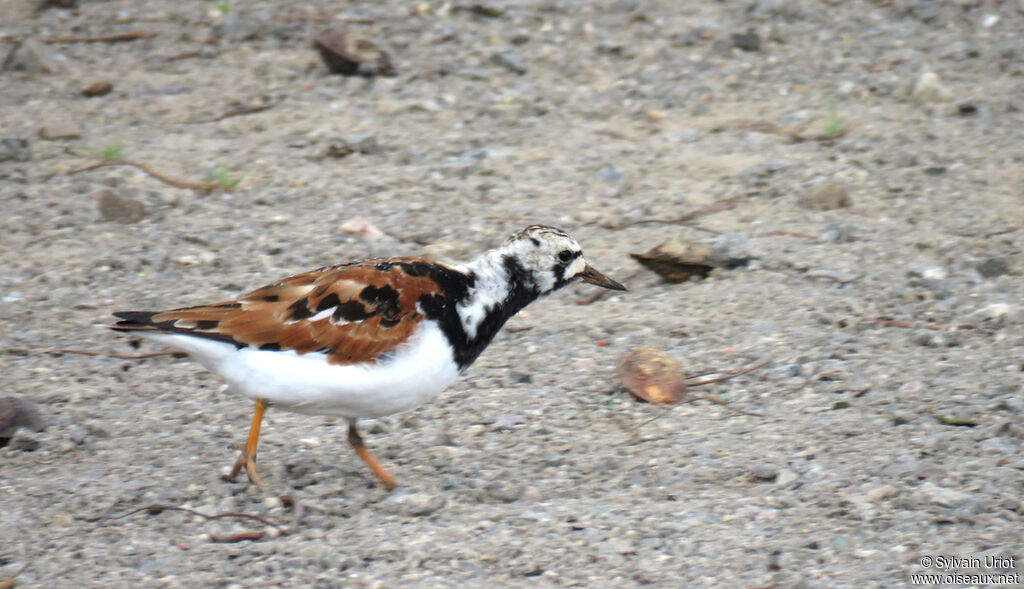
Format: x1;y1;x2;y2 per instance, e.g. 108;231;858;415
616;347;686;405
630;239;715;282
81;81;113;97
313;30;394;77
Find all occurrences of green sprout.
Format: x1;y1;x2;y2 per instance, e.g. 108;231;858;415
207;164;243;190
76;139;125;161
823;99;845;138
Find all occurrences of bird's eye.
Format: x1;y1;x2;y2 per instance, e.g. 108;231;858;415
558;250;574;263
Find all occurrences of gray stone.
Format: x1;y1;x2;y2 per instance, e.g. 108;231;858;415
731;29;761;51
491;51;526;75
707;233;756;267
485;480;524;502
912;72;953;104
7;429;41;452
470;3;505;17
776;469;798;486
751;463;779;481
798;181;851;210
908;264;947;281
97;190;147;224
595;164;625;185
867;485;899;501
919;483;972;508
343;133;381;155
380;492;445;516
975;257;1009;278
492;413;526;429
818;224;855;243
2;38;62;74
38;122;81;141
0;136;31;163
882;454;919;478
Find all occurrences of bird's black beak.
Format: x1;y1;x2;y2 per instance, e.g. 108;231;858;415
579;264;627;291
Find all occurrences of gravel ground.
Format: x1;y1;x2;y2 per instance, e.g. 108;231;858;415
2;1;1023;587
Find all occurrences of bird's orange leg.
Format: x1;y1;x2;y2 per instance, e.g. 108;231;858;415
227;398;267;490
347;421;397;490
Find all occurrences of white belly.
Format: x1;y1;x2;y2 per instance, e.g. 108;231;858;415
140;322;460;419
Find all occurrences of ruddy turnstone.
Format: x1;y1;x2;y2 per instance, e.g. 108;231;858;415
111;225;625;489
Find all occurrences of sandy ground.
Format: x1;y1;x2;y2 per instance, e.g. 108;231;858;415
1;0;1023;587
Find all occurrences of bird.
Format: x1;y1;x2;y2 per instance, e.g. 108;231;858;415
110;225;626;490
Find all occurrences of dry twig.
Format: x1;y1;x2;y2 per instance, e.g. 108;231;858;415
860;317;1000;331
712;119;850;143
65;160;229;192
121;504;286;529
40;30;155;43
623;360;769;443
607;198;740;230
187;97;284;124
121;497;303;543
754;230;818;239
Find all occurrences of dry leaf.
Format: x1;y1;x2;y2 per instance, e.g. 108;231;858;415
81;80;113;97
616;347;686;405
313;30;394;77
630;239;715;282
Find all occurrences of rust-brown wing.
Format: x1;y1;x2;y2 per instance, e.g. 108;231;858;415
114;259;446;365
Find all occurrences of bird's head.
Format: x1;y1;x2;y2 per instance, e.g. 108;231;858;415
501;225;627;294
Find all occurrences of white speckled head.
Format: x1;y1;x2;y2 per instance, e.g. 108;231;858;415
501;225;625;293
457;225;626;344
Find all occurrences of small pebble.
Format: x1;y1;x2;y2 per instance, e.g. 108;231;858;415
492;413;526;429
38;122;81;141
707;233;756;267
818;224;855;244
0;136;31;163
867;485;898;501
912;72;953;104
797;181;851;210
907;264;947;281
96;189;147;223
776;469;798;486
595;164;625;185
731;29;761;51
491;50;527;75
975;257;1009;278
470;3;505;17
751;463;779;481
485;481;524;503
919;483;972;508
380;492;445;516
2;38;62;74
7;429;41;452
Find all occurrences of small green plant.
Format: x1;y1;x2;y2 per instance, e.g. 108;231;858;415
76;139;125;161
215;2;234;14
207;164;243;190
823;99;844;138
